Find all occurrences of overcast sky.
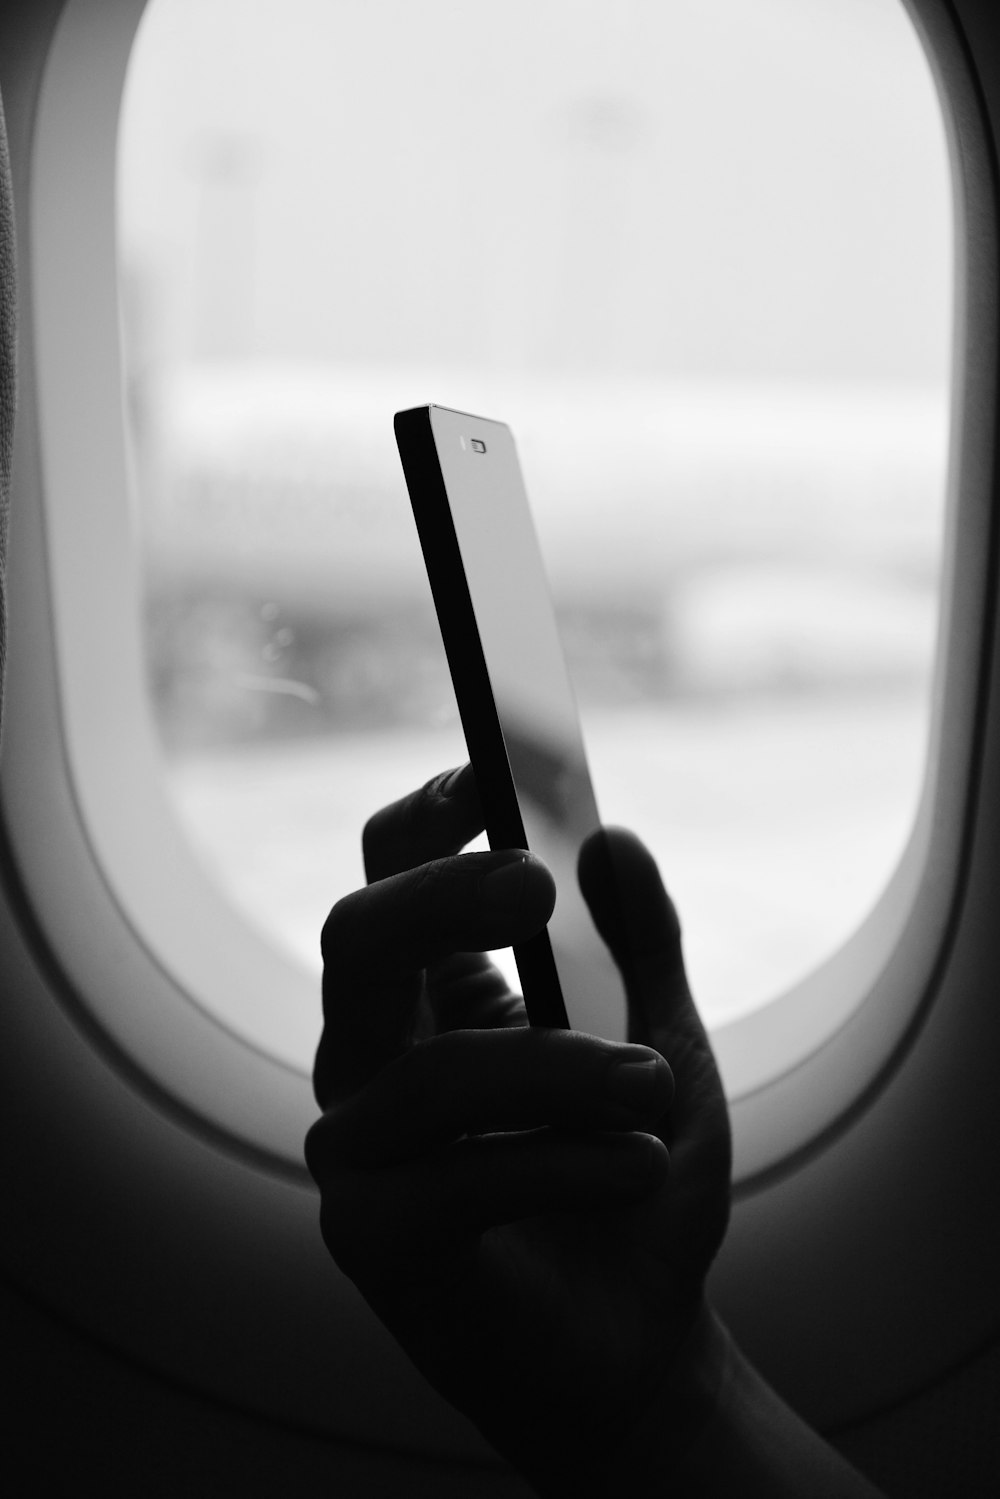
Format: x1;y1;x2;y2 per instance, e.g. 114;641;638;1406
118;0;952;387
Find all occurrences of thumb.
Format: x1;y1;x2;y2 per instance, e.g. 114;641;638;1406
578;827;731;1228
577;827;698;1050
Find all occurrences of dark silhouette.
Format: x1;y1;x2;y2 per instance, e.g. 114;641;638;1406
307;763;885;1496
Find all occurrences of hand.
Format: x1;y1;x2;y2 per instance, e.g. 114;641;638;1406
306;764;732;1495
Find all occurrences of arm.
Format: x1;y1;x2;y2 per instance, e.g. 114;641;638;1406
587;1305;883;1499
305;764;884;1498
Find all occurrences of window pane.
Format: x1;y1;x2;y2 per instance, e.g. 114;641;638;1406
119;0;951;1027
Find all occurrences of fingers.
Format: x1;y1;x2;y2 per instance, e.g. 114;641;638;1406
308;1012;673;1290
316;847;556;1104
324;848;556;983
363;762;483;882
577;827;698;1050
312;1026;674;1167
308;1127;670;1289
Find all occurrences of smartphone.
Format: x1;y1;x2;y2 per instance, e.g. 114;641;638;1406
394;403;626;1039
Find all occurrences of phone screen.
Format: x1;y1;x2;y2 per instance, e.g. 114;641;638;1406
396;404;627;1040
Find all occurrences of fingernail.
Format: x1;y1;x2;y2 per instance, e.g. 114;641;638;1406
482;856;528;916
606;1055;670;1112
613;1135;670;1187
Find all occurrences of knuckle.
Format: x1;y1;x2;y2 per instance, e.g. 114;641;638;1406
320;887;363;966
318;1188;368;1281
382;1032;448;1124
368;1046;418;1140
361;775;441;877
312;1031;334;1108
304;1111;342;1186
361;801;394;865
307;1126;374;1277
444;1139;491;1226
303;1119;321;1182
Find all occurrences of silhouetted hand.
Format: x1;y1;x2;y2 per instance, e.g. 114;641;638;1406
306;763;731;1495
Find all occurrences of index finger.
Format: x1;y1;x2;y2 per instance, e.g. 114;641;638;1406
362;761;529;1033
364;762;483;882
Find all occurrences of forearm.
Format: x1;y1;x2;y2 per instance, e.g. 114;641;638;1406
667;1315;885;1498
513;1309;884;1499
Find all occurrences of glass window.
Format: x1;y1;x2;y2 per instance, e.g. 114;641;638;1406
118;0;951;1028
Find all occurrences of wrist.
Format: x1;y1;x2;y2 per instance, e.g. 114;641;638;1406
668;1323;887;1498
601;1300;733;1492
506;1300;732;1499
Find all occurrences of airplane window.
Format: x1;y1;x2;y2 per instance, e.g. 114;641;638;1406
118;0;951;1034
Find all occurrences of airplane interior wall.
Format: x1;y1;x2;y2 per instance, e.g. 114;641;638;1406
3;1269;1000;1496
0;1277;533;1498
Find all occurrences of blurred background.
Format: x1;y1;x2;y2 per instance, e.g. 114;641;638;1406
117;0;952;1026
